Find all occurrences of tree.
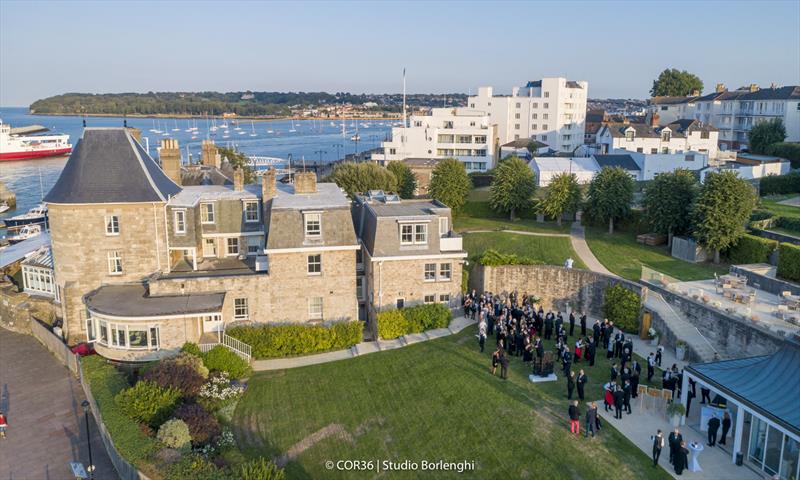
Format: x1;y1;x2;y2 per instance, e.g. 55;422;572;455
692;171;757;263
217;147;256;184
748;118;787;154
325;162;397;198
642;169;698;246
489;156;537;220
539;172;582;226
650;68;704;97
428;158;472;212
586;167;635;234
386;161;418;199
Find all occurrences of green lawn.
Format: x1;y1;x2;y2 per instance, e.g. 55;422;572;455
585;227;729;281
455;201;571;234
463;232;586;270
234;326;671;480
760;195;800;220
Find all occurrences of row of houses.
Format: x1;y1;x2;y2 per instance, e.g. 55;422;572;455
32;128;466;362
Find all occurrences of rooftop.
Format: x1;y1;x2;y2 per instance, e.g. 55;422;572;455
402;158;441;168
20;247;53;269
271;182;350;210
593;154;640;171
84;283;225;318
168;184;260;208
531;156;598;173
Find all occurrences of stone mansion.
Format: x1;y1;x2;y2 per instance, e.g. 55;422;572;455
44;128;465;362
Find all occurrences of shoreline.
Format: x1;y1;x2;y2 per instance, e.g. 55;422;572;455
26;112;403;122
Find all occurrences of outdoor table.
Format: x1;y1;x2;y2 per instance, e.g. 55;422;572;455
688;442;704;472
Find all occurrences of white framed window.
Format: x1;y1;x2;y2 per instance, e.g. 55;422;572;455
128;328;148;349
424;294;436;304
439;293;451;304
203;238;217;257
424;263;436;281
439;217;449;235
201;203;215;224
107;251;122;275
86;317;96;341
149;327;159;348
307;254;322;275
304;213;322;238
226;237;239;256
98;319;108;344
356;277;364;301
174;210;186;234
515;113;520;119
543;113;549;120
308;297;323;320
234;298;249;320
246;236;261;256
514;124;520;130
532;102;538;108
415;224;427;244
244;201;260;222
400;224;414;244
439;263;452;281
105;215;120;236
542;124;548;130
544;92;550;98
543;103;549;108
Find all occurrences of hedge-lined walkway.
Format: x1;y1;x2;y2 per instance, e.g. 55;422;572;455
250;316;476;371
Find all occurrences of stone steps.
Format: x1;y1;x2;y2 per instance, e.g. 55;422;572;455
645;292;718;362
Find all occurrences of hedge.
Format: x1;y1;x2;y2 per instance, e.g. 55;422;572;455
601;284;641;333
777;216;800;234
227;321;363;359
759;172;800;196
750;209;775;221
377;303;452;340
479;248;543;266
765;142;800;168
726;234;778;264
81;356;159;465
202;345;253;379
777;243;800;282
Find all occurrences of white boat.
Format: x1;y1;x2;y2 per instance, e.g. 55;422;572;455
7;224;42;244
0;122;72;161
219;121;229;129
238;131;246;135
0;202;9;214
266;129;274;134
288;119;297;133
3;204;47;229
249;121;257;137
350;134;361;141
172;119;180;132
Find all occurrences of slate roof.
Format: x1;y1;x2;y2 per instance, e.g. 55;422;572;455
686;343;800;435
502;139;548;149
0;232;50;269
45;128;181;204
402;158;440;168
84;283;225;318
593;154;640;171
649;96;698;105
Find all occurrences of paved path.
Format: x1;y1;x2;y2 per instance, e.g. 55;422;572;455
777;195;800;207
252;315;476;371
569;222;615;276
0;328;116;480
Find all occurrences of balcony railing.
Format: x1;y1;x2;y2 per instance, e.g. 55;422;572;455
200;332;252;362
440;234;463;252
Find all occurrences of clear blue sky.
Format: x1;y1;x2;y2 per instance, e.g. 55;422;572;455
1;0;799;106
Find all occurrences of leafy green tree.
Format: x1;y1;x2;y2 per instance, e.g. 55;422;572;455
586;167;635;234
650;68;704;97
218;147;256;183
602;284;641;333
325;162;397;198
489;156;536;220
387;161;418;199
748;118;787;154
692;171;757;263
642;169;698;245
428;158;472;212
539;172;582;226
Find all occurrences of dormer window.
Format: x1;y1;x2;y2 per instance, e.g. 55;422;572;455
201;203;215;224
304;212;322;238
400;223;428;245
625;129;635;141
244;200;260;222
661;130;671;142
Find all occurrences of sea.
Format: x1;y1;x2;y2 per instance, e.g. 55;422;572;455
0;106;394;234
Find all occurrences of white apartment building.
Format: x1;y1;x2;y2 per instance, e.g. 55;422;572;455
597;118;719;159
371;108;496;173
649;84;800;150
468;77;588;154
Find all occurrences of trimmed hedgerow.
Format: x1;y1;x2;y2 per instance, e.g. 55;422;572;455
726;234;778;264
115;380;181;428
226;321;363;359
203;345;252;379
777;243;800;282
377;303;452;340
759;171;800;196
602;284;641;333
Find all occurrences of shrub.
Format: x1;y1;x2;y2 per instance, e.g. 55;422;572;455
81;356;158;464
165;452;223;480
377;309;408;340
157;419;192;450
237;457;286;480
726;234;778;264
174;403;221;446
778;243;800;282
479;248;543;266
198;371;245;412
759;172;800;196
602;284;641;333
777;216;800;234
203;346;252;379
765;142;800;168
227;321;363;359
172;351;209;378
142;360;206;397
115;380;181;428
750;209;775;221
181;342;203;357
377;303;451;339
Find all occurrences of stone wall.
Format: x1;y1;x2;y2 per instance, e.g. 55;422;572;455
0;282;58;334
751;228;800;246
470;264;644;318
730;264;800;296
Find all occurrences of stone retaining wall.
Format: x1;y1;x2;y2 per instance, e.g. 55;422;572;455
0;282;58;334
730;264;800;296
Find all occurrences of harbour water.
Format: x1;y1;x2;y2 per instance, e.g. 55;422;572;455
0;107;394;232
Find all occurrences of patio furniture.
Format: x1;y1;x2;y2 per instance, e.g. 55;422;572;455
688;442;704;472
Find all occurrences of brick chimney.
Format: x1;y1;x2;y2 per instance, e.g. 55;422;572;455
293;171;317;194
126;127;142;143
715;83;726;93
201;139;220;169
691;89;700;97
160;138;182;186
749;83;760;93
650;112;660;127
233;166;244;191
261;168;277;201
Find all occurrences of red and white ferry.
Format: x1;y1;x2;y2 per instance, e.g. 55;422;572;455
0;121;72;161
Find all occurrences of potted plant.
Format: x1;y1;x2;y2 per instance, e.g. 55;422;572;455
648;327;659;346
675;340;687;361
666;402;686;427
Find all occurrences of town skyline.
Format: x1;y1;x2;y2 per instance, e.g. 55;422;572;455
1;0;799;106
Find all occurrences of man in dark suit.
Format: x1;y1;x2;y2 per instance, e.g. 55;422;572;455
647;353;656;382
720;412;732;446
569;312;575;336
623;379;632;414
544;315;554;340
701;387;711;404
610;364;619;382
613;385;624;419
614;331;625;358
555;313;564;337
668;428;683;465
593;320;601;345
580;312;587;336
707;415;721;446
587;337;596;367
576;370;587;401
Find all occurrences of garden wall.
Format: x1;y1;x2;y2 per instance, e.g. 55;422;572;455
470;265;645;317
730;264;800;296
750;228;800;247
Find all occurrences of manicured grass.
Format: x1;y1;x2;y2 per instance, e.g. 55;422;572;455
463;232;586;270
760;195;800;220
585;227;729;281
234;326;671;480
455;201;571;234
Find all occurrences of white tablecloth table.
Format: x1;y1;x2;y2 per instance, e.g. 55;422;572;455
688;443;704;472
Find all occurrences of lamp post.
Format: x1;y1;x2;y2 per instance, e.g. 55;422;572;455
315;149;327;164
81;400;94;479
332;143;343;162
